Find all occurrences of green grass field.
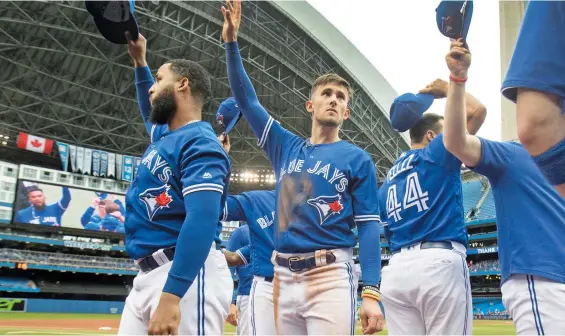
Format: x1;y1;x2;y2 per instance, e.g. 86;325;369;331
0;313;516;335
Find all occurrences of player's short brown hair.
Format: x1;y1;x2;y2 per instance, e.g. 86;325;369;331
311;73;353;99
409;113;444;143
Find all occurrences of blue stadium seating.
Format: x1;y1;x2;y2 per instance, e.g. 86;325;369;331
475;190;496;220
472;297;507;316
462;180;483;217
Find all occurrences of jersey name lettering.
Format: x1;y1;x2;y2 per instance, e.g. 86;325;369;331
141;149;174;184
279;159;348;193
256;211;275;229
387;154;415;181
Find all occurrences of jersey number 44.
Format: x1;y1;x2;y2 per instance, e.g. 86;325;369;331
386;172;429;222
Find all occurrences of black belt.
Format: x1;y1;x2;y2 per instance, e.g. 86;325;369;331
137;247;175;272
264;276;273;282
392;241;453;255
275;251;336;272
138;244;221;272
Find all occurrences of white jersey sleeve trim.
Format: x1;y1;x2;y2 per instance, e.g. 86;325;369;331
354;215;381;222
236;249;248;266
257;116;274;149
182;183;224;196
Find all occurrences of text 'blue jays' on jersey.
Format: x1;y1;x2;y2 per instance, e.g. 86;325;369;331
470;138;565;284
124;121;231;260
226;224;253;296
15;187;71;227
224;190;276;277
378;134;467;252
260;120;379;253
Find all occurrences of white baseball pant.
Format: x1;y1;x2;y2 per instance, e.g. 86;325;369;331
117;245;233;335
501;274;565;335
380;241;473;335
249;275;276;335
236;295;249;336
272;248;358;335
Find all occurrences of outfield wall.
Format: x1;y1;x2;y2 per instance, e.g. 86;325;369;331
0;298;124;314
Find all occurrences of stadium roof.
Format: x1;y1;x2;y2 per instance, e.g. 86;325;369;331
0;0;408;183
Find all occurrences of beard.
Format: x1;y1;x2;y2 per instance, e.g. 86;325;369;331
149;86;177;125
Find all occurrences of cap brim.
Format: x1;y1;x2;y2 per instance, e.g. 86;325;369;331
224;112;243;134
92;15;139;45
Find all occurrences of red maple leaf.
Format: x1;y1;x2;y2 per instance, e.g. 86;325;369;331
31;139;42;147
155;192;172;207
329;200;343;213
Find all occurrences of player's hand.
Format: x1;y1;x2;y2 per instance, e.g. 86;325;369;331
91;198;100;208
218;133;231;154
223;250;245;267
359;298;385;334
221;0;241;42
226;303;238;326
148;292;181;335
418;78;449;99
446;38;471;79
125;31;147;68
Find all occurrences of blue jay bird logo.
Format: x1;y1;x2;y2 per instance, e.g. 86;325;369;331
307;194;344;225
139;185;173;220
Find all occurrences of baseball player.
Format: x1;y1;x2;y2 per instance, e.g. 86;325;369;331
443;39;565;335
118;32;233;335
377;79;487;333
15;185;71;227
217;133;278;336
501;1;565;198
225;223;253;336
222;1;384;334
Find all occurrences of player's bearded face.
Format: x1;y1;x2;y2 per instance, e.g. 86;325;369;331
149;84;177;125
308;83;350;127
28;191;45;208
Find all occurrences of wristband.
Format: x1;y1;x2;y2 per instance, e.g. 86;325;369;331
361;285;381;302
449;74;468;83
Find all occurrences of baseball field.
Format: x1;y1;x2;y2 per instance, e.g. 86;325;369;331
0;312;516;335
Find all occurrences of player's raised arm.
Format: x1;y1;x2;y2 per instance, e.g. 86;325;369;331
58;186;71;211
419;79;487;136
442;39;483;168
221;0;287;158
126;32;166;142
162;138;230;299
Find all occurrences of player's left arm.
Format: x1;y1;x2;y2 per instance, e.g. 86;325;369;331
442;39;484;168
161;138;230;299
58;187;71;211
351;159;381;287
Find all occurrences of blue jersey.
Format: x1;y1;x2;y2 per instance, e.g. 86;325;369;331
227;225;253;296
15;187;71;226
124;121;230;259
225;41;382;285
470;139;565;284
224;190;276;278
378;134;466;252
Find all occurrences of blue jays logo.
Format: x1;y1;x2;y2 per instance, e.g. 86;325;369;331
307;194;344;225
139;185;173;220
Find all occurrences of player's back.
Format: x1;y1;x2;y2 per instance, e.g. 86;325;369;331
125;121;230;260
472;140;565;284
233;190;276;277
379;134;466;252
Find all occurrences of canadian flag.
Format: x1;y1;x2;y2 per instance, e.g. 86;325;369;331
17;132;54;154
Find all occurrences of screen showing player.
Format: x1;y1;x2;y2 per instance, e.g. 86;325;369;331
13;180;126;234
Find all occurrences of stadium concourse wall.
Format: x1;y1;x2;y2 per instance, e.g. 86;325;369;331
0;297;123;314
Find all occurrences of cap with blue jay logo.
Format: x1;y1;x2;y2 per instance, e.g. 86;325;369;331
216;97;243;135
436;0;473;40
85;0;139;45
389;93;435;133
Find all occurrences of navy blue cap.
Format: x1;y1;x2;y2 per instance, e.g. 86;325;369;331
216;97;242;135
389;93;435;132
85;0;139;45
436;0;473;40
